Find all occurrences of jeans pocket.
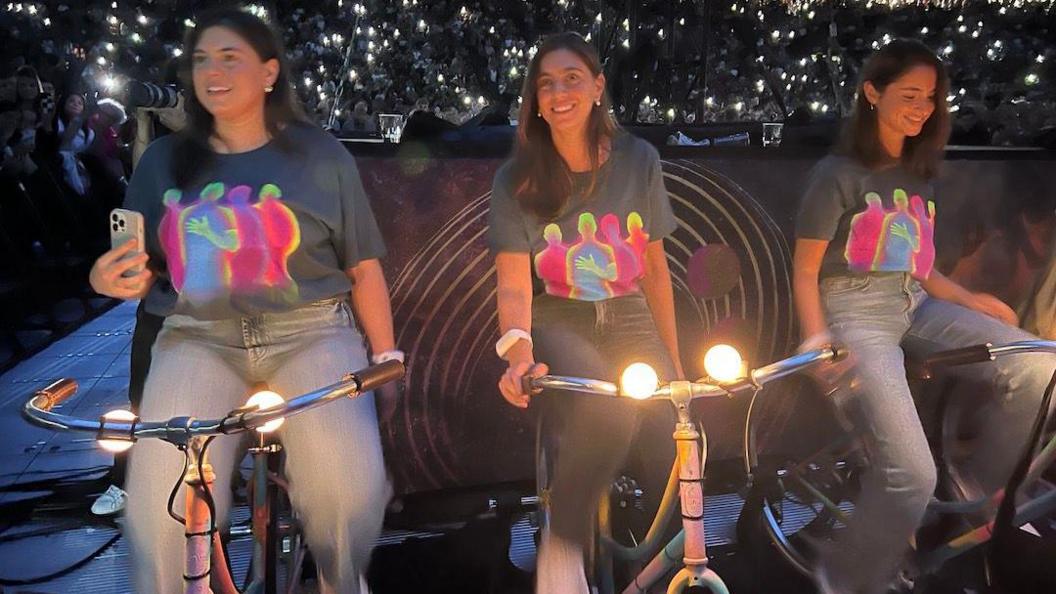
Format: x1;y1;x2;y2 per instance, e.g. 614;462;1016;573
821;275;872;297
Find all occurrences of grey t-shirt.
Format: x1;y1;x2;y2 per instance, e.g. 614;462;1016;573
488;133;676;301
125;124;386;320
795;155;937;281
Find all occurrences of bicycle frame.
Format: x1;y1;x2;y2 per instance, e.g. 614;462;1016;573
531;345;841;594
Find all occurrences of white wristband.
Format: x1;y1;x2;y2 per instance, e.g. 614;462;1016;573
371;349;405;365
496;329;532;360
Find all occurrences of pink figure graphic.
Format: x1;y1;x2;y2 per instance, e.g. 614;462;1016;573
158;189;186;290
844;192;886;273
599;213;642;294
255;184;301;302
223;185;267;292
534;223;572;298
627;211;649;268
910;195;936;280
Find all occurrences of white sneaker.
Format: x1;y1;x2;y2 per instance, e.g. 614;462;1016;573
91;484;128;515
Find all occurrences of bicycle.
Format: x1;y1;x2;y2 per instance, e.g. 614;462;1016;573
740;340;1056;590
526;343;843;594
22;360;405;594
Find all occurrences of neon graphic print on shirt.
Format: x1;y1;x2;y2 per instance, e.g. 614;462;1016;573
844;188;936;280
534;211;648;301
158;182;301;309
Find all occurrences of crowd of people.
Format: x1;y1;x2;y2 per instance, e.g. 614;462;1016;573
0;1;1054;146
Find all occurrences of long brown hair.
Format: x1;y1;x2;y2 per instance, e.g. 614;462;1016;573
171;8;310;189
510;32;618;220
837;39;951;180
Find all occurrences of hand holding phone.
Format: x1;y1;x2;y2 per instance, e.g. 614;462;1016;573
109;208;146;277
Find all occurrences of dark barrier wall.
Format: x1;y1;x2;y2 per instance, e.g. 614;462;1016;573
351;141;1056;495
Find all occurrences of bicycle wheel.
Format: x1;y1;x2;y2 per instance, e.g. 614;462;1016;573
738;377;868;577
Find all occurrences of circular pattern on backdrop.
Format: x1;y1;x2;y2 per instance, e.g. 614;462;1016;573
385;159;794;494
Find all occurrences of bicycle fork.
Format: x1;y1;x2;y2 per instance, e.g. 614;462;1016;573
623;382;730;594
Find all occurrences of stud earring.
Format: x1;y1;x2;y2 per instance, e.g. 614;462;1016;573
265;85;274;93
595;98;602;106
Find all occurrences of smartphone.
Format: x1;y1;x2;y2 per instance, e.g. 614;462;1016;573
109;208;146;277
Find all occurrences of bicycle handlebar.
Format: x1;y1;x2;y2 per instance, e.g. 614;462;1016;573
924;340;1056;371
22;360;406;445
525;345;842;400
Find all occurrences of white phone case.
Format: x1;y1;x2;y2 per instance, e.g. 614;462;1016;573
109;208;146;277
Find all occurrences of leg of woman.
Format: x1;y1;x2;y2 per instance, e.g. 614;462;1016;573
903;296;1056;498
125;319;250;594
265;303;389;594
533;321;630;594
532;295;676;593
819;277;937;594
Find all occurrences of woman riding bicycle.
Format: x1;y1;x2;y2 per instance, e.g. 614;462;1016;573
793;39;1055;594
488;32;684;593
87;9;398;593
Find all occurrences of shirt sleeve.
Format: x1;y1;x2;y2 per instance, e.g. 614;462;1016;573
642;143;677;240
795;156;854;241
487;162;532;254
335;149;387;269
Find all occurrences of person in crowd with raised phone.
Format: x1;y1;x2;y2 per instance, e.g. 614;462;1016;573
792;39;1055;594
87;9;399;593
488;32;684;593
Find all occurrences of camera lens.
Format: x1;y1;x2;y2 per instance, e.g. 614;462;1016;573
112;223;119;232
112;213;119;221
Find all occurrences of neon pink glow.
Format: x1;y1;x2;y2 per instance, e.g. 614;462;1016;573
157;182;301;307
844;189;936;280
534;211;649;301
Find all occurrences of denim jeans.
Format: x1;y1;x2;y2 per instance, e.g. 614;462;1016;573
818;272;1055;594
125;298;389;594
531;292;677;549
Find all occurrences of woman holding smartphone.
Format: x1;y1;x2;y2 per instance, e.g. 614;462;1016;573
88;9;398;593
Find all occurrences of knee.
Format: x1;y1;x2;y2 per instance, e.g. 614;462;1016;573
880;451;937;509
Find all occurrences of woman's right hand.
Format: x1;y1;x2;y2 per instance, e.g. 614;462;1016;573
89;240;153;300
499;360;549;409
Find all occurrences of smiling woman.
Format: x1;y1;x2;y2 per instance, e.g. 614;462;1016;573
86;8;397;594
791;39;1054;594
488;32;685;593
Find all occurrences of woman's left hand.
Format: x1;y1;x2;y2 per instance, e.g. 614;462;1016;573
966;292;1019;327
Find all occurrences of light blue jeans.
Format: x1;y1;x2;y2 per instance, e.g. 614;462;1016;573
125;298;390;594
817;272;1055;594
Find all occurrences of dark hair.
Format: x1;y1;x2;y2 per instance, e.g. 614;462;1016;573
15;65;42;95
837;39;951;180
56;93;91;136
171;8;309;189
510;32;618;220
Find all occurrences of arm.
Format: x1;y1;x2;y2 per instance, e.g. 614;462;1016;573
793;238;832;344
921;269;1018;326
495;252;542;407
346;259;396;354
640;240;685;378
